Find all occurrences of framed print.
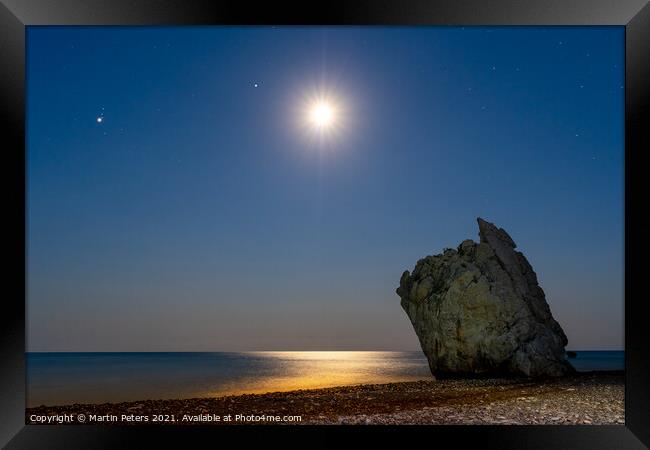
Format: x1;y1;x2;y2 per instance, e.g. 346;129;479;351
1;0;649;448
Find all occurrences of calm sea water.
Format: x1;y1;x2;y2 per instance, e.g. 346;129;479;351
26;350;623;407
567;350;624;372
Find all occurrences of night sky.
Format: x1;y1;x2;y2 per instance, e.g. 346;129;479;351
27;26;624;351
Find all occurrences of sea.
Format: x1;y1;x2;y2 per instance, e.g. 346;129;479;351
26;350;624;407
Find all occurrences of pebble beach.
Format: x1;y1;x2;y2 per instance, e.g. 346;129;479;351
26;371;623;425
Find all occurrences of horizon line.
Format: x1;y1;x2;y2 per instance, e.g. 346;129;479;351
25;349;625;353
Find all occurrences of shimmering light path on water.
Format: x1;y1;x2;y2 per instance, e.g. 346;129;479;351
27;350;623;406
27;351;431;406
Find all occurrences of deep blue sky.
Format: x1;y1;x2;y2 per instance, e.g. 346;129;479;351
27;26;624;351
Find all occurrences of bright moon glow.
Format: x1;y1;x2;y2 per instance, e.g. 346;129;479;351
310;102;334;128
295;88;348;145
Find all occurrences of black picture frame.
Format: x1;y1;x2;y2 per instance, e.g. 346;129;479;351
2;0;648;448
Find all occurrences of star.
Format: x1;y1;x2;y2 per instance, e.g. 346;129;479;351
96;117;103;123
253;82;259;88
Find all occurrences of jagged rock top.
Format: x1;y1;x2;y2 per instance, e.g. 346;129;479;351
478;217;516;248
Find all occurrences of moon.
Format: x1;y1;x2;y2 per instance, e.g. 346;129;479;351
309;102;334;129
294;87;349;145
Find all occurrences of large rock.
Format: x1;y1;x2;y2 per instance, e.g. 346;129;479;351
397;218;573;378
